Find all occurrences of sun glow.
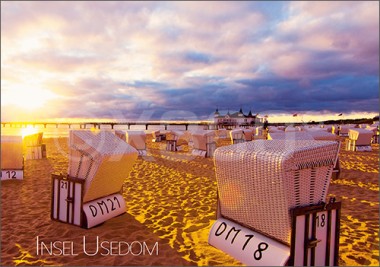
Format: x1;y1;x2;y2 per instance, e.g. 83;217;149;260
21;126;39;138
2;85;59;110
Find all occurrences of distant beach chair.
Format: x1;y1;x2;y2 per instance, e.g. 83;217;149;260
151;130;162;142
1;135;24;180
23;132;46;160
191;130;216;157
267;132;314;141
347;128;373;151
230;129;244;144
215;129;228;139
126;130;147;156
284;126;299;132
338;125;351;137
307;130;342;179
366;125;379;144
242;128;253;141
114;130;126;141
268;126;283;133
51;130;138;228
209;140;341;266
165;130;187;151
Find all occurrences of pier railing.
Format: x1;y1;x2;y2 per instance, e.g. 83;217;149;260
1;121;216;131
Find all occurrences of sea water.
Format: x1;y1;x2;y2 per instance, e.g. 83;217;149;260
0;123;207;138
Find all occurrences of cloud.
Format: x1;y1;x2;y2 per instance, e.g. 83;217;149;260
1;1;378;121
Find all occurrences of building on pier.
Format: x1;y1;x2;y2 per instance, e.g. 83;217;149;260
213;108;263;129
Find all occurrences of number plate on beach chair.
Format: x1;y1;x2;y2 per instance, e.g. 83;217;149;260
1;169;24;180
209;218;290;266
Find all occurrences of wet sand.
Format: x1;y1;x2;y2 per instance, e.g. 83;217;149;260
1;136;379;266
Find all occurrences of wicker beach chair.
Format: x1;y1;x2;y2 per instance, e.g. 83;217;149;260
242;128;253;141
214;140;340;245
151;130;162;142
114;130;126;141
191;130;216;157
230;129;244;144
51;130;138;228
67;130;138;202
23;132;46;159
267;132;314;141
284;126;298;132
1;135;24;172
338;125;351;137
216;129;228;139
347;128;373;151
165;130;187;151
366;125;379;144
307;130;339;141
23;132;43;146
126;130;147;156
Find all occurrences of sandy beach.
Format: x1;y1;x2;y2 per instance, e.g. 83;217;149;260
1;135;379;266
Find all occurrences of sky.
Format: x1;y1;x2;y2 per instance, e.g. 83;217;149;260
1;1;379;123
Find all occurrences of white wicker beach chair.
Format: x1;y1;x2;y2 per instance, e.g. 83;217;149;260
216;129;228;139
23;132;43;146
126;130;147;156
347;128;373;151
284;126;298;132
151;130;162;142
1;136;24;180
114;130;126;141
68;130;138;202
338;125;351;137
23;132;46;160
213;140;340;245
230;129;244;144
307;131;339;141
52;130;138;228
165;130;187;151
242;129;253;141
366;125;379;144
191;130;216;157
267;132;314;141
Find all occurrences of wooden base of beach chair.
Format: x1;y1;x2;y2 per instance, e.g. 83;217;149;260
1;169;24;180
206;142;216;157
26;144;47;160
372;135;379;144
159;134;166;141
209;200;341;266
51;174;126;228
166;140;177;151
289;200;341;266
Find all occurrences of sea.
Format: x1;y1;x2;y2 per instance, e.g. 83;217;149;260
0;122;209;138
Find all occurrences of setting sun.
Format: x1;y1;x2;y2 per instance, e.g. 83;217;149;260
20;126;39;138
2;85;59;111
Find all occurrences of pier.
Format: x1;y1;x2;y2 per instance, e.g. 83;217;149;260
1;121;217;131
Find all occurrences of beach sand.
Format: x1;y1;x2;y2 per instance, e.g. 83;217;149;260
1;136;379;266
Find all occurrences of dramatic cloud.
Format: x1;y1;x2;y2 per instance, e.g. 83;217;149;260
1;1;378;122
